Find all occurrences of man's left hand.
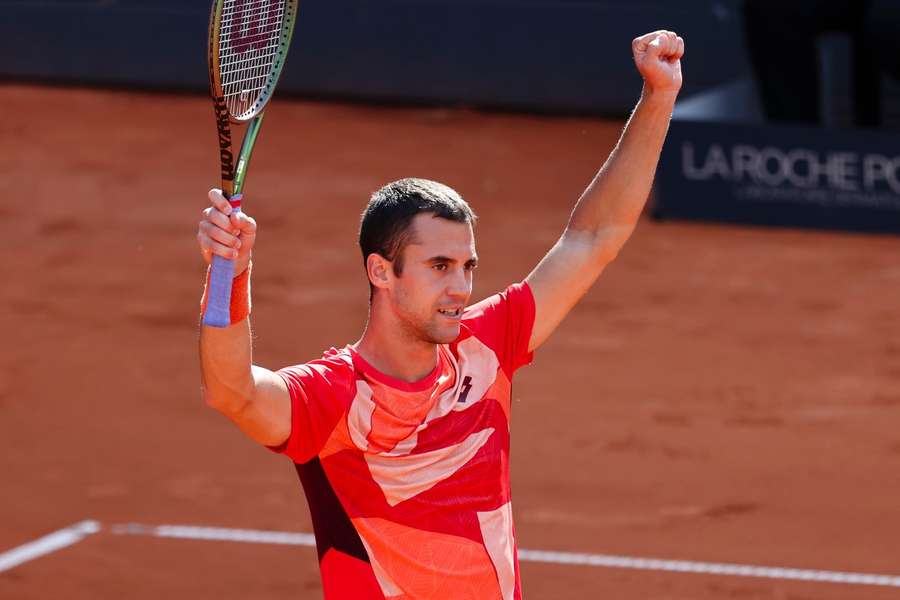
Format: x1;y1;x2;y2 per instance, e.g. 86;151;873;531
632;30;684;97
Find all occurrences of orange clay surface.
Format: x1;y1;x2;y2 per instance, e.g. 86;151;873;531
2;84;900;599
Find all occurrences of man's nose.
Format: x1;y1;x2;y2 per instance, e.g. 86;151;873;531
446;269;471;298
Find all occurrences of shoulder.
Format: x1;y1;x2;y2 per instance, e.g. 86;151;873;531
277;347;358;405
269;347;358;463
461;281;535;333
456;282;536;373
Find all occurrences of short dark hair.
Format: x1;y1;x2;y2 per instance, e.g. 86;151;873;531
359;178;476;278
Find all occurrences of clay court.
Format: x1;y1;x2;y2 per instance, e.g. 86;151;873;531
2;83;900;599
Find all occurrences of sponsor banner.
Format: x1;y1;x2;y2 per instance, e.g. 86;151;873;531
655;119;900;234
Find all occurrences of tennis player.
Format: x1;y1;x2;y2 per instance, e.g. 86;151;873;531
197;30;684;599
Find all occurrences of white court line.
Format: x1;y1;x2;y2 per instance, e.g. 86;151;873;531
111;522;900;589
110;523;316;546
0;520;100;573
516;549;900;588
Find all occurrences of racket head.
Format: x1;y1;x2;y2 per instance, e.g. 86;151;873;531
208;0;299;123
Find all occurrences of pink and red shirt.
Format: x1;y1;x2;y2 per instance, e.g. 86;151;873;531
271;282;536;599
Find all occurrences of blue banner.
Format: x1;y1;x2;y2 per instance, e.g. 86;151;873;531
656;119;900;234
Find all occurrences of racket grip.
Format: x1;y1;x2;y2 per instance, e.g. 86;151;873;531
202;196;243;328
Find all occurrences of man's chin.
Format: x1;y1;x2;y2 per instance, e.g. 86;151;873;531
426;323;461;345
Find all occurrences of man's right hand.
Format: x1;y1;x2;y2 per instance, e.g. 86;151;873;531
197;188;257;276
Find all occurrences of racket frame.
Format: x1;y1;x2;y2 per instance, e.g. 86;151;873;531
208;0;298;195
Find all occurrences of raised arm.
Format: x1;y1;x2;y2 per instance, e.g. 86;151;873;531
525;30;684;352
197;189;291;447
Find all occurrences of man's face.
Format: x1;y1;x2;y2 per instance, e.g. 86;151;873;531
387;213;477;345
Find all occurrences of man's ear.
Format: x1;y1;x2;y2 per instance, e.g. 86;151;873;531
366;253;392;290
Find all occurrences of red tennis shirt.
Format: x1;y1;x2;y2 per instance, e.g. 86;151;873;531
271;282;536;599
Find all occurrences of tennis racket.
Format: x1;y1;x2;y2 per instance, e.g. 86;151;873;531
204;0;299;327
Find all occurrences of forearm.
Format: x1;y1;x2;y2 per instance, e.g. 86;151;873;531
567;88;676;248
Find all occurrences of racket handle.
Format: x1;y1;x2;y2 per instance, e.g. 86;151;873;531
203;195;243;328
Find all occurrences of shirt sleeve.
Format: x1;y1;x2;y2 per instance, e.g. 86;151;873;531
461;281;536;376
267;353;355;464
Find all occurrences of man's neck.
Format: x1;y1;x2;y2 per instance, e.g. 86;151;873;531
353;312;439;383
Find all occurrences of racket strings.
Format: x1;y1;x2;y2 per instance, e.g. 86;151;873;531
219;0;276;17
218;0;287;118
219;51;281;81
219;47;282;77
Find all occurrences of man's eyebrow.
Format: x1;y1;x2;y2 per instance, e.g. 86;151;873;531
425;255;479;264
425;255;455;264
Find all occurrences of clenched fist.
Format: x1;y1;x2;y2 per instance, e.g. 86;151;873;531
197;188;257;277
632;30;684;97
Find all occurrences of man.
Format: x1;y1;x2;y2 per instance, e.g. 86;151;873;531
197;30;684;600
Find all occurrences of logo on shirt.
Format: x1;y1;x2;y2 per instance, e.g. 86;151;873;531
458;376;473;403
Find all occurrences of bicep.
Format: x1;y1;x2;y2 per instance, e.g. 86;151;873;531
224;365;292;447
525;227;628;352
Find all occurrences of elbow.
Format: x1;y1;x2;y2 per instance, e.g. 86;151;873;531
201;387;222;411
201;384;249;417
589;225;635;266
560;226;625;267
